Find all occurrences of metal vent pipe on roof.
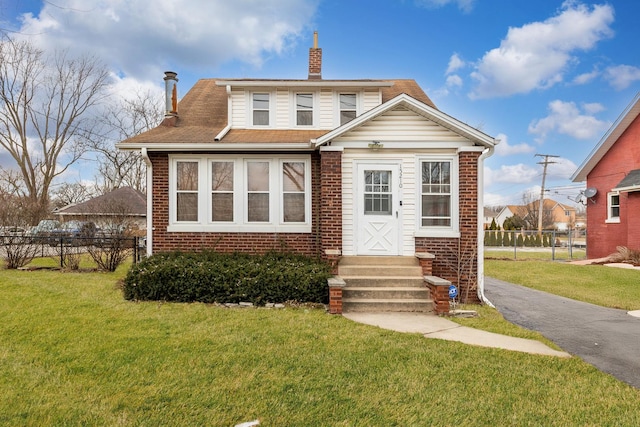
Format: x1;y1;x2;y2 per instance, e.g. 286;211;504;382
164;71;178;116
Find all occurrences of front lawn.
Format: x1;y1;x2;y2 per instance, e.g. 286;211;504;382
1;262;639;425
485;259;640;310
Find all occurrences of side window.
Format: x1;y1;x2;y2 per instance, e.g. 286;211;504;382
421;161;451;227
296;93;313;126
607;192;620;222
339;93;357;126
252;93;269;126
175;161;199;222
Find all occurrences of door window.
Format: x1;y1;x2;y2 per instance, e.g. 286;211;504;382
364;170;392;215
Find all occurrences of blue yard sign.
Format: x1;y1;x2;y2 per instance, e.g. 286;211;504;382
448;284;458;299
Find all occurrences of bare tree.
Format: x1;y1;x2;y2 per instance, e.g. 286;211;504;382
521;191;555;230
0;36;110;225
51;181;93;210
84;89;163;195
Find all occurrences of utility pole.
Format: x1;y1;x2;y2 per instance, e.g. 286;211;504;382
535;154;559;236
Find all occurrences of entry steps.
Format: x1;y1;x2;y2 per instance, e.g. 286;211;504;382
338;256;432;313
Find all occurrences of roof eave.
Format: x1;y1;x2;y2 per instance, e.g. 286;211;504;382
116;142;315;151
572;92;640;182
215;80;395;88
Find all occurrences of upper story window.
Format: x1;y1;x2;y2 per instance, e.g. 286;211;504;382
339;93;357;125
252;93;270;126
296;93;313;126
607;192;620;223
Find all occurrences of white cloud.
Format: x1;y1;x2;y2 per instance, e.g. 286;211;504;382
469;2;614;99
446;53;465;74
445;74;463;88
415;0;475;13
547;157;578;180
528;100;610;141
485;163;539;186
493;133;535;156
572;69;600;85
15;0;319;83
604;65;640;90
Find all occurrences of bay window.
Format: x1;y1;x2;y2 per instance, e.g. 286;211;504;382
170;155;311;232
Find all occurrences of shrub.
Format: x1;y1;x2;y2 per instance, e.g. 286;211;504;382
122;251;332;305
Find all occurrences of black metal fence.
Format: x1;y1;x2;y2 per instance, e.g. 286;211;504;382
484;229;586;261
0;233;146;268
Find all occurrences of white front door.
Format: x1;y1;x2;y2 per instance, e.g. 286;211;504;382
355;162;401;255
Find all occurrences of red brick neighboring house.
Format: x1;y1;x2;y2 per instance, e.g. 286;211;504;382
117;39;496;303
572;92;640;259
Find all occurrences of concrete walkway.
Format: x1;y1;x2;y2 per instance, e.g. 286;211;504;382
343;312;570;358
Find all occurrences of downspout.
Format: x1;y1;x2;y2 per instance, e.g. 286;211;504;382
141;147;153;257
214;85;232;141
477;145;495;306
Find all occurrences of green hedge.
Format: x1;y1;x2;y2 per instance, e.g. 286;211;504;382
122;251;332;305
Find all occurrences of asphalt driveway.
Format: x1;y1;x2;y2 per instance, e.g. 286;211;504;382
485;276;640;389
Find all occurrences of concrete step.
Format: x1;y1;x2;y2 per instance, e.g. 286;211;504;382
339;256;419;266
343;287;430;300
338;265;424;277
342;299;433;313
340;276;425;288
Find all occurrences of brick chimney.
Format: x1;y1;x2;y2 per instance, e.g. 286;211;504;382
308;31;322;80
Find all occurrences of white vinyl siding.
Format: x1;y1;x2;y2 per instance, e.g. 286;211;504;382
319;89;333;128
334;107;469;144
363;89;381;112
231;88;245;127
276;89;290;128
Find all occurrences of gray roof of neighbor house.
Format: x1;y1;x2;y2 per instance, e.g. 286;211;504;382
118;78;436;146
612;168;640;192
57;187;146;217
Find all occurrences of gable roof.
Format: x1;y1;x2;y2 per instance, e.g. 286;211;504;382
312;93;496;148
572;92;640;182
117;78;436;149
57;187;146;217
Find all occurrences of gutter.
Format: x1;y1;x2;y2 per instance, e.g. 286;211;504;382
214;85;232;141
476;144;495;307
141;147;153;257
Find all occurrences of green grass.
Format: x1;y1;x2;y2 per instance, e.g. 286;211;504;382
486;259;640;310
1;261;640;425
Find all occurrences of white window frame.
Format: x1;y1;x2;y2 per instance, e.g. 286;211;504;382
415;156;459;238
293;92;315;127
606;192;620;223
168;155;312;233
249;92;272;127
171;158;201;224
336;92;358;126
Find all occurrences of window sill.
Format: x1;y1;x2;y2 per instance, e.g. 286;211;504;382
167;224;312;234
414;229;460;238
605;218;620;224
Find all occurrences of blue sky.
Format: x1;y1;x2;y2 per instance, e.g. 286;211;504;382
2;0;640;207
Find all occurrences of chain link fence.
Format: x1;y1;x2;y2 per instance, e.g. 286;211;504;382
484;229;586;261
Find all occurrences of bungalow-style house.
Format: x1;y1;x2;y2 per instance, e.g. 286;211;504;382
117;34;496;309
56;187;147;231
572;92;640;259
495;199;576;231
